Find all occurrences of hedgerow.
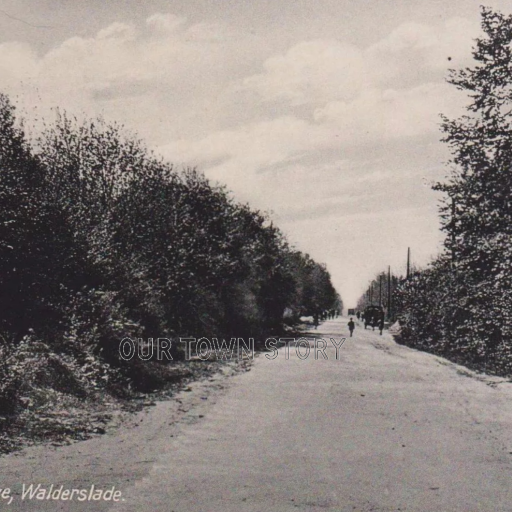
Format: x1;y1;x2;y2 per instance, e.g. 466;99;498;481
0;93;340;431
377;8;512;377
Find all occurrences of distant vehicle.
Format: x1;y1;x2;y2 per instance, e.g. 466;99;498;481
347;308;356;315
363;305;385;331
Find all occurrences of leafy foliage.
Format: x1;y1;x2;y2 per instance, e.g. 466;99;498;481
382;8;512;376
0;93;341;434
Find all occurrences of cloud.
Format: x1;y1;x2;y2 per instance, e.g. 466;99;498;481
0;13;473;148
96;22;138;41
0;41;37;86
145;13;186;33
155;15;472;222
240;17;476;104
0;12;480;305
161;116;330;168
239;39;365;106
314;82;464;143
366;17;478;86
0;14;265;144
159;116;340;211
158;79;463;201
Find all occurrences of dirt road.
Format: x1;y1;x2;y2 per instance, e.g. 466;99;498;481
3;317;512;511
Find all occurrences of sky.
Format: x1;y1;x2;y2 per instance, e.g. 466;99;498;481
0;0;508;307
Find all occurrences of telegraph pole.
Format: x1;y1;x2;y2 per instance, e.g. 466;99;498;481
406;247;411;279
379;274;382;306
387;266;392;320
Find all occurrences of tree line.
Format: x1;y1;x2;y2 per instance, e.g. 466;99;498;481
360;7;512;376
0;94;340;414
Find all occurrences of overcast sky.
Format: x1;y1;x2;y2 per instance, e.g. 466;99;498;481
0;0;507;306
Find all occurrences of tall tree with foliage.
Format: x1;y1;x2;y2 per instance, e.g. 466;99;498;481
434;6;512;364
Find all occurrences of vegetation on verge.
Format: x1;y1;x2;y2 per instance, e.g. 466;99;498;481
360;7;512;377
0;95;339;451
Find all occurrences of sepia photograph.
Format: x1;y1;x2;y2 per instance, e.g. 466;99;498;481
0;1;511;510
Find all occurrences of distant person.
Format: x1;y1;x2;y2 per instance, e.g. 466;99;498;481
356;311;360;320
348;317;355;337
313;313;319;330
379;314;385;335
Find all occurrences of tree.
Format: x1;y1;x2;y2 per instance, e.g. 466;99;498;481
435;6;512;362
0;95;77;337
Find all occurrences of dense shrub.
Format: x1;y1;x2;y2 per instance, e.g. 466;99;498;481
354;8;512;377
0;93;341;414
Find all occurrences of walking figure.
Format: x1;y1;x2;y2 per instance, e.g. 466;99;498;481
348;317;355;337
379;314;384;336
313;313;319;330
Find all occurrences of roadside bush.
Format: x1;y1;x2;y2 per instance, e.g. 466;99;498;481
0;92;341;421
361;8;512;378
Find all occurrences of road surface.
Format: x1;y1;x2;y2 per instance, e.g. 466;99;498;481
3;317;512;511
